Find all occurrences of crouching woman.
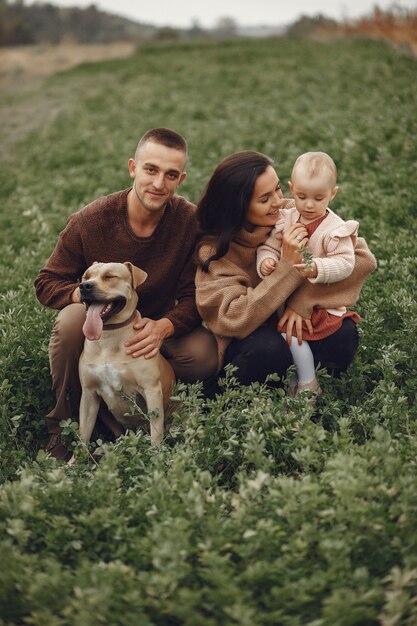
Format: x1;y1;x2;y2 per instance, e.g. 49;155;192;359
195;151;376;387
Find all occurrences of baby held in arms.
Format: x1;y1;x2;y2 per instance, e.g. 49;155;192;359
257;151;360;401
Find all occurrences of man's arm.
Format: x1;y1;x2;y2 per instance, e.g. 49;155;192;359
34;214;86;309
156;203;202;338
162;254;202;337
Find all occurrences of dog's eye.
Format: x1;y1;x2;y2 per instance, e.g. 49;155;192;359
104;274;117;280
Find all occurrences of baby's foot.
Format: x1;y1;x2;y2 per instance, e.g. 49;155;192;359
294;378;321;403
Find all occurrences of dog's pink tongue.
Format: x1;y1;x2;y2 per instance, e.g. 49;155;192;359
83;304;104;341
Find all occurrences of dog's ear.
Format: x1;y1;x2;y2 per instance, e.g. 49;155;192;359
124;262;147;288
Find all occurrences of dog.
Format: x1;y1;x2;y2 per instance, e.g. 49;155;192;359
75;261;175;453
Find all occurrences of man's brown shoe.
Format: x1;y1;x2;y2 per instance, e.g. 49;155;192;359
45;433;72;461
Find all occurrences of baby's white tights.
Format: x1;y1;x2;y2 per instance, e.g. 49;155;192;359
281;334;316;384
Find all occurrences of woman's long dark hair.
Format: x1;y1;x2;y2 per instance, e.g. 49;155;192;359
196;151;273;272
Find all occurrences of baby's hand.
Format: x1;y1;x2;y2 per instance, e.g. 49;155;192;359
260;258;277;276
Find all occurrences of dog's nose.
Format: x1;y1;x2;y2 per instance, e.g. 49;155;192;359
79;281;94;295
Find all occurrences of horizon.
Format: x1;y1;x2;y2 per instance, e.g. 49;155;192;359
23;0;417;30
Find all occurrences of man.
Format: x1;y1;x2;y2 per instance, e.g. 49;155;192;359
35;127;218;460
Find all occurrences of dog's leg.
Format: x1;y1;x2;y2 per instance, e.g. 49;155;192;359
142;384;165;446
79;388;101;443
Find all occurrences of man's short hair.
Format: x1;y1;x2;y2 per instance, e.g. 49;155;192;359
135;128;188;160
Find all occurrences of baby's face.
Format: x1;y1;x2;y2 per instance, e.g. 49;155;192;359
290;169;338;223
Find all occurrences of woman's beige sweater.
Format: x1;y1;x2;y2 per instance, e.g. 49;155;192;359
196;222;377;369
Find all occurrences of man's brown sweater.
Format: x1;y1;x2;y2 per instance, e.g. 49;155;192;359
34;188;201;337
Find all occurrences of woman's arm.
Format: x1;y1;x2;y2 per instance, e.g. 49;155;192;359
196;254;303;339
196;223;308;339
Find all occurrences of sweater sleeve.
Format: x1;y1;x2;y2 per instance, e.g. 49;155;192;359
309;219;358;284
163;252;202;337
256;221;284;277
287;237;377;318
34;213;87;309
196;249;303;339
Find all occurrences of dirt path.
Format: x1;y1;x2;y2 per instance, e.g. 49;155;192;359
0;41;136;87
0;42;136;161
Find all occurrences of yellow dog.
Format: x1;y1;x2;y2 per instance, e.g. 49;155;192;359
76;261;174;451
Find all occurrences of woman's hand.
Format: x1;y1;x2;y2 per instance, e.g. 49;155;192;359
278;306;313;345
293;261;318;278
281;223;308;266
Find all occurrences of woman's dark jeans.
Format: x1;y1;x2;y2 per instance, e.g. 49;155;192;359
220;318;359;387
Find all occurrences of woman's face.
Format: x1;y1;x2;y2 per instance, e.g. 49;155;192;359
245;165;285;229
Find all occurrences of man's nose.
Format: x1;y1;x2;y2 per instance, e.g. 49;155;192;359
152;173;165;189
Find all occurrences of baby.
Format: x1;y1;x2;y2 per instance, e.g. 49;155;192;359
257;151;359;399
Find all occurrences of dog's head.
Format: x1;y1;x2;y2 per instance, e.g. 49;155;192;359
79;261;147;341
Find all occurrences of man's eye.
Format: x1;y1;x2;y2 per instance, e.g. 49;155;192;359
167;173;178;180
146;167;156;174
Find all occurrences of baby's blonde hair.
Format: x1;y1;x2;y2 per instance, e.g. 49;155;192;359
292;151;337;187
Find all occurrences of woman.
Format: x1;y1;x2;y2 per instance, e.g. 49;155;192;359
195;151;376;387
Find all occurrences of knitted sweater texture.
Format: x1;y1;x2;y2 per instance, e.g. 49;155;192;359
257;208;359;285
257;207;360;316
196;220;377;368
34;188;201;337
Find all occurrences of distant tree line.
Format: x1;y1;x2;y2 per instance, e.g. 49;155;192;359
0;0;157;46
2;1;413;48
286;14;338;38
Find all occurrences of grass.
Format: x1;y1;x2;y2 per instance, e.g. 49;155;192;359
0;36;417;624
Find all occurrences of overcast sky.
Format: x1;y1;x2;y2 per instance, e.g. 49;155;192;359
26;0;417;29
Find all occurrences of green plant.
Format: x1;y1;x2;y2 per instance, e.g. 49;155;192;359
300;243;314;272
0;36;416;624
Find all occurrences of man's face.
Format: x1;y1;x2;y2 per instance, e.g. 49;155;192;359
128;141;187;214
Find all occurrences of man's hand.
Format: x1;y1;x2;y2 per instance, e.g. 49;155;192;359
71;287;81;303
278;306;313;346
125;317;174;359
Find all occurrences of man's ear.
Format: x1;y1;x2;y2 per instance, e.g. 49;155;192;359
124;262;147;288
128;158;136;179
330;185;339;201
178;171;187;186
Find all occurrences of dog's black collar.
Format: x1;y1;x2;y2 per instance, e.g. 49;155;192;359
102;310;138;330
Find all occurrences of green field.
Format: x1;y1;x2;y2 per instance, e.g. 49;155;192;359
1;37;417;624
